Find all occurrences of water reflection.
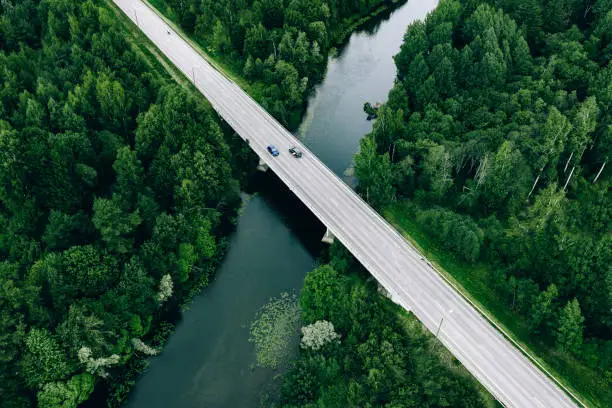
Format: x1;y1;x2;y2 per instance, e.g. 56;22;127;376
123;1;438;407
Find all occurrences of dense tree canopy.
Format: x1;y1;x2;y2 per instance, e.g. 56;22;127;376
355;0;611;397
276;262;488;407
0;1;243;406
154;0;398;127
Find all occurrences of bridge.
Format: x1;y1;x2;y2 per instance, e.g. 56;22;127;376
115;1;579;406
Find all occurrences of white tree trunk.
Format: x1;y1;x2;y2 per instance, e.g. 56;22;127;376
563;166;575;191
475;153;489;187
593;162;606;184
564;151;573;172
528;174;541;198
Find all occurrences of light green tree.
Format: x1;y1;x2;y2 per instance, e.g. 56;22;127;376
25;98;45;127
37;373;95;408
512;35;533;75
243;55;255;78
422;144;453;199
556;298;585;354
569;96;599;155
371;106;404;153
275;60;303;108
481;140;531;214
534;107;572;172
529;284;559;334
354;136;395;209
57;305;106;358
405;53;429;97
308;21;327;48
176;243;197;283
196;219;216;259
300;265;345;325
95;74;126;127
212;20;230;53
21;328;72;388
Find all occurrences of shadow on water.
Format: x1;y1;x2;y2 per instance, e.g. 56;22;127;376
298;0;439;176
353;1;405;36
333;0;409;55
245;171;327;256
119;171;324;408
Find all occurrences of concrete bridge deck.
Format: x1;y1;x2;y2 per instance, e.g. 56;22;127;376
114;1;579;406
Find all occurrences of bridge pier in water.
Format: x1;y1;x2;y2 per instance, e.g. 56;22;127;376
256;158;269;172
321;228;335;244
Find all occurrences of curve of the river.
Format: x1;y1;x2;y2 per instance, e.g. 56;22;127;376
124;1;437;407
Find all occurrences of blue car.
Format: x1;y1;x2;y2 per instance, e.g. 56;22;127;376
267;145;280;156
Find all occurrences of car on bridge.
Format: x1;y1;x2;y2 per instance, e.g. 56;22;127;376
289;146;302;158
267;145;279;156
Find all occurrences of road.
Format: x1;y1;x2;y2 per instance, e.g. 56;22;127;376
114;1;579;406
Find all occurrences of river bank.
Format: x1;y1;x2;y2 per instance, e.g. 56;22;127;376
119;1;440;407
145;0;411;130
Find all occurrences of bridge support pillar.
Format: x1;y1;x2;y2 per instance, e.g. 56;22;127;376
321;228;335;244
256;159;269;172
377;283;406;309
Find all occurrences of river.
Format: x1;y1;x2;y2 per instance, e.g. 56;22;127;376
124;1;438;407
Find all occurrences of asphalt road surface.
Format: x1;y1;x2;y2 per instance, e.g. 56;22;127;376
114;1;579;406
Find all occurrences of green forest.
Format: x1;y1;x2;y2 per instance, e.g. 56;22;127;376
150;0;402;127
2;0;610;407
274;244;492;407
354;0;611;405
0;1;489;407
0;0;249;406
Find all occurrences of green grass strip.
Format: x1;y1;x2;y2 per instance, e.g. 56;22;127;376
384;201;607;408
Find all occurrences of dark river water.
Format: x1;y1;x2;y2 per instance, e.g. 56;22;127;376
124;1;437;407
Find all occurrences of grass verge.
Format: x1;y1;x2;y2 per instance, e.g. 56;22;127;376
384;200;608;408
104;0;204;100
395;308;501;408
